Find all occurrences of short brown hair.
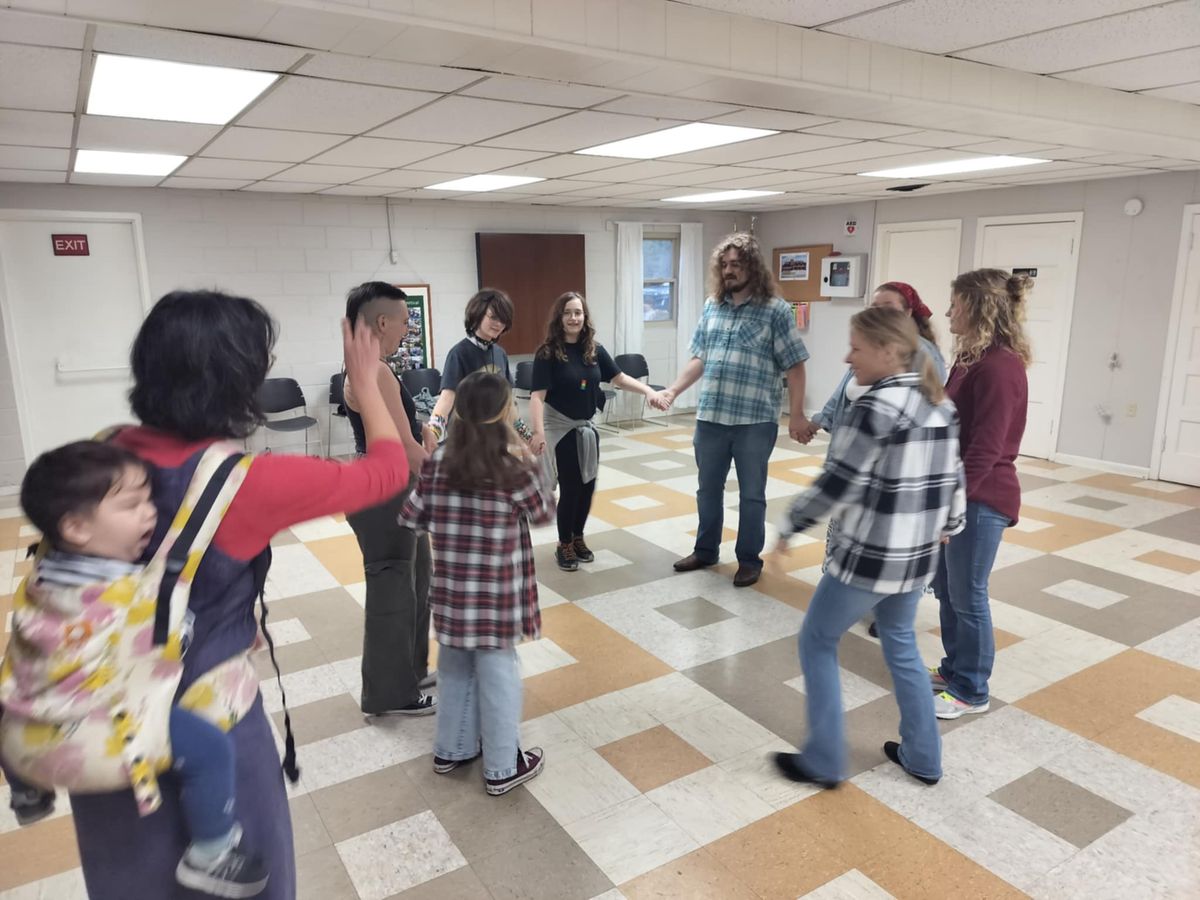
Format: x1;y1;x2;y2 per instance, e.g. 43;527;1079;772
464;288;513;337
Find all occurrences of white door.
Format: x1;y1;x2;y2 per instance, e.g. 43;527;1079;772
873;219;962;365
976;217;1082;460
0;213;151;462
1157;211;1200;486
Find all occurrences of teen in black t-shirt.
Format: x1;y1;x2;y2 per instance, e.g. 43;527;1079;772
529;292;662;571
428;289;513;441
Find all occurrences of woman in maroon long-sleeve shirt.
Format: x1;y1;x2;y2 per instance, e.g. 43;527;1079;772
931;269;1032;719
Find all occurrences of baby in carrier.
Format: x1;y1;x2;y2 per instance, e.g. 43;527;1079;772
0;441;268;899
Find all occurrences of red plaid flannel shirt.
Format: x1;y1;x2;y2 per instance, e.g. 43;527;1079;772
398;452;555;650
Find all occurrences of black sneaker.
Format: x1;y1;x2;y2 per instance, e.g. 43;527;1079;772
555;542;579;572
10;786;55;826
485;747;544;796
175;832;269;899
366;692;437;717
883;741;939;785
433;751;480;775
571;536;595;563
867;620;879;639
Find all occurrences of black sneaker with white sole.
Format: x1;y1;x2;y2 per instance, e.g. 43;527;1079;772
10;786;56;826
485;747;544;796
175;839;269;899
366;692;437;717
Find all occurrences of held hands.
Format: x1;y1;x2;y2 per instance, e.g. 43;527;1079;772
421;424;437;454
529;431;548;456
648;388;675;412
789;415;817;445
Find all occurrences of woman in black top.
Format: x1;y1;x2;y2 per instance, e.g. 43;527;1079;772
529;292;663;571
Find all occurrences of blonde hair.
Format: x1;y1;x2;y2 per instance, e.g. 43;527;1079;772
950;268;1033;368
707;233;776;303
850;306;945;404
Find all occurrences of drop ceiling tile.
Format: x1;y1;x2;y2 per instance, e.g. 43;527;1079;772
92;23;305;70
369;96;567;144
1042;146;1109;160
706;109;837;131
0;46;80;112
956;139;1062;155
1143;82;1200;104
242;181;330;193
296;53;481;93
446;191;542;203
270;163;384;183
664;132;855;165
824;0;1161;55
482;111;677;153
330;20;407;57
895;130;992;147
684;165;776;185
826;148;991;175
741;140;922;171
1076;152;1164;165
494;154;627;179
162;176;252;190
557;181;675;198
707;170;834;189
202;127;346;163
1059;46;1200;91
0;146;68;170
677;0;897;28
961;2;1200;74
237;76;439;135
0;168;66;183
595;95;741;120
316;184;393;196
802;120;920;140
506;178;606;195
76;116;221;155
351;169;460;189
70;172;163;187
611;65;716;95
141;0;278;37
458;75;619;109
255;6;361;51
575;160;712;182
308;137;453;168
0;8;88;47
408;145;553;173
374;25;500;68
0;109;74;147
177;157;290;179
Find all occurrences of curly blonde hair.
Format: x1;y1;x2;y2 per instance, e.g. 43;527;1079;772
707;233;776;304
950;268;1033;368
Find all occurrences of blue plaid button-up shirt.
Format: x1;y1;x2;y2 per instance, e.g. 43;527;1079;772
689;294;810;426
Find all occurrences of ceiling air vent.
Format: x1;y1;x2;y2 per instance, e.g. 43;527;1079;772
885;183;931;192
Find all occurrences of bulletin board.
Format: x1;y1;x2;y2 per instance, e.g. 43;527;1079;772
385;283;433;372
772;244;833;303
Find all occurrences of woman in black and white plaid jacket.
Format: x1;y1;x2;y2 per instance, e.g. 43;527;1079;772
774;306;966;789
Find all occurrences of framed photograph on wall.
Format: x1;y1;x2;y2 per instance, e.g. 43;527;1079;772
386;283;433;373
779;251;809;281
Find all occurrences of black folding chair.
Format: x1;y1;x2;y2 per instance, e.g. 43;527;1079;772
257;377;322;455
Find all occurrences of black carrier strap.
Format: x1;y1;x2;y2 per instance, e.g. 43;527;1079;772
153;454;244;647
253;548;300;784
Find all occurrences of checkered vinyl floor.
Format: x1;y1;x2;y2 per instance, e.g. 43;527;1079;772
2;414;1199;899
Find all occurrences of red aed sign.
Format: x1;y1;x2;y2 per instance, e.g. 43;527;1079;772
51;234;89;256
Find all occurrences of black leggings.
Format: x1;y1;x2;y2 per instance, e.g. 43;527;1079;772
555;429;597;544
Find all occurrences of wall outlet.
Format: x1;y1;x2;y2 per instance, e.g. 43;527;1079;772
1126;403;1137;417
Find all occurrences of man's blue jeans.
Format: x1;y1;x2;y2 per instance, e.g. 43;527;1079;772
934;501;1010;705
797;574;941;783
692;420;778;568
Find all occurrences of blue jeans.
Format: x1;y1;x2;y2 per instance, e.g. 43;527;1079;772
170;706;236;842
934;501;1010;705
796;575;941;783
435;644;522;780
692;420;778;567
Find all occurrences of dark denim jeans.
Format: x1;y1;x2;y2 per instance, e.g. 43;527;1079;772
692;420;778;567
934;501;1011;705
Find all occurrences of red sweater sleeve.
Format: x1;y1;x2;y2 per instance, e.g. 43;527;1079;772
214;439;409;559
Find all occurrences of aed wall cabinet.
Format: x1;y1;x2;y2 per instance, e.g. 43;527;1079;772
820;254;867;298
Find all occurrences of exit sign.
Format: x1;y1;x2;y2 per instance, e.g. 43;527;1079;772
51;234;89;256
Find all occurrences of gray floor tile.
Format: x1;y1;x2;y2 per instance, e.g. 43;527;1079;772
471;818;613;900
989;767;1134;849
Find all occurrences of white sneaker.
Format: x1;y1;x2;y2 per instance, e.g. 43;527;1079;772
933;691;989;720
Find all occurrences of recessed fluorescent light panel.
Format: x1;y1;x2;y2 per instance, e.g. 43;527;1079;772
576;123;778;159
858;155;1050;178
424;174;544;192
74;149;186;176
87;54;278;125
662;189;782;204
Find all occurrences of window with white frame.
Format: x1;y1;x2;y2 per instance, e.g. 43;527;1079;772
642;235;678;322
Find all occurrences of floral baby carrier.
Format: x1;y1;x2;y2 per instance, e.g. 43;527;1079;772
0;444;257;815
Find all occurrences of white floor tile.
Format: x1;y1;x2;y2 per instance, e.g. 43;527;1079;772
565;795;699;885
525;750;639;826
558;692;659;748
801;868;897;899
264;543;340;601
335;810;466;900
1042;578;1127;609
1135;694;1200;743
288;516;355;542
517;637;577;678
265;617;312;647
666;701;780;763
646;765;773;845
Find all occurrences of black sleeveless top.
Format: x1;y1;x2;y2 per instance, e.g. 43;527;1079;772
347;369;421;454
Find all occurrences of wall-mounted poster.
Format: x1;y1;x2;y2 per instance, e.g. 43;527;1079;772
385;283;433;374
779;251;809;281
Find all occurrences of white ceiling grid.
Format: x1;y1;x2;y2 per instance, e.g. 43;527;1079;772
0;0;1195;210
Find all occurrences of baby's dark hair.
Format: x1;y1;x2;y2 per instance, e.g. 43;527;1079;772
21;441;150;547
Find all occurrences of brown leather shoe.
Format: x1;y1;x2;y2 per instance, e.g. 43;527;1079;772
733;564;761;587
673;554;715;572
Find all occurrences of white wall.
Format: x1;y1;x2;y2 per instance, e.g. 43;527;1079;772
0;183;732;484
757;169;1200;471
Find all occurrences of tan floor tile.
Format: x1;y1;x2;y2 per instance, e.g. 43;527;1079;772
1021;458;1067;470
0;815;81;892
524;604;672;713
1002;506;1124;553
930;627;1023;651
273;693;368;747
1078;473;1200;507
297;844;359;900
686;525;737;543
590;483;697;529
624;427;698;450
1134;549;1200;575
706;800;849;899
306;533;366;585
621;847;759;899
13;558;32;577
1100;717;1200;789
597;725;712;793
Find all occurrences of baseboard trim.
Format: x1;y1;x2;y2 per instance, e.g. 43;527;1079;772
1051;452;1150;479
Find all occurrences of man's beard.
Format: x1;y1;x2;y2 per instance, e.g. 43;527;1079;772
724;276;748;293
